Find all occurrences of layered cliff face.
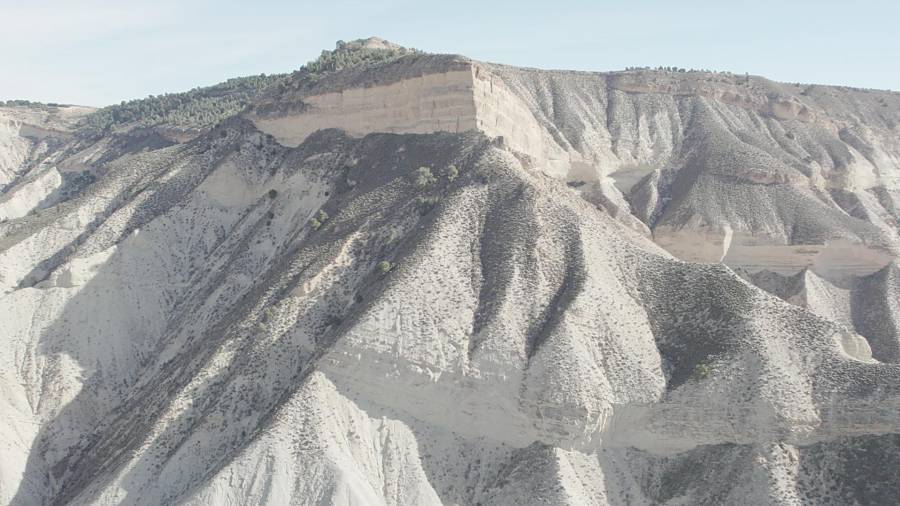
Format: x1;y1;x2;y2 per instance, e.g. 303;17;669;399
2;40;900;505
249;52;900;281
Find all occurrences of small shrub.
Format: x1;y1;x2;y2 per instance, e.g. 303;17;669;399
415;166;437;188
692;363;711;381
415;195;441;215
311;209;329;230
446;164;458;182
377;260;393;274
268;189;278;199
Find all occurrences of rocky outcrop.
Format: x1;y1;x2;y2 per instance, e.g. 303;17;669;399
249;68;477;147
246;55;900;281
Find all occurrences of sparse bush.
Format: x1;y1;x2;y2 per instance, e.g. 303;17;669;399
268;189;278;199
692;363;711;381
445;164;458;182
60;170;97;199
311;210;329;230
415;195;441;215
377;260;393;274
415;166;436;188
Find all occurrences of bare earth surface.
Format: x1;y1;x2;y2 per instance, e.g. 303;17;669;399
2;40;900;505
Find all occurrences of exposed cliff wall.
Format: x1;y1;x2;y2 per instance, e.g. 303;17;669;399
249;68;477;147
245;56;900;281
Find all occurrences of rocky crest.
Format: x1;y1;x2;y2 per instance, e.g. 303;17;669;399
249;50;900;281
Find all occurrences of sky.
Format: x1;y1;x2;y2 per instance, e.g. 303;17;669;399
2;0;898;107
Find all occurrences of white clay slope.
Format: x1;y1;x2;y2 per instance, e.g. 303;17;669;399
2;42;900;505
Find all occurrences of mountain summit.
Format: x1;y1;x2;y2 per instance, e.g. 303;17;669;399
2;40;900;505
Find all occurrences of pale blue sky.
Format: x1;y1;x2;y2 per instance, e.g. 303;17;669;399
2;0;898;106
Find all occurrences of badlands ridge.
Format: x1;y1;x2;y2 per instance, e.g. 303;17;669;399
248;48;900;280
1;38;899;505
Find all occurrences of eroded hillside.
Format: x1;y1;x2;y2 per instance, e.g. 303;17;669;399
249;50;900;280
2;39;900;505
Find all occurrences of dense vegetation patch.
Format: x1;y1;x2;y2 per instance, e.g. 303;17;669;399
1;99;67;108
75;74;286;139
73;39;418;141
303;39;417;74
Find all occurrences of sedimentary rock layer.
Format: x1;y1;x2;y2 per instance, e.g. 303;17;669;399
247;55;900;280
